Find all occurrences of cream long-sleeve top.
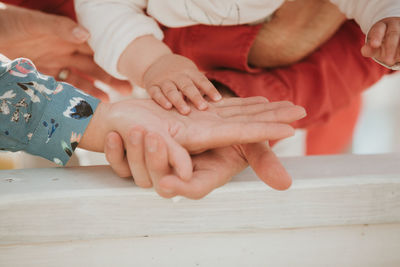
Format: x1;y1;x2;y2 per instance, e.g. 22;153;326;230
75;0;400;79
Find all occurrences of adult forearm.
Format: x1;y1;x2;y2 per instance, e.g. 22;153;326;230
248;0;346;68
207;21;392;129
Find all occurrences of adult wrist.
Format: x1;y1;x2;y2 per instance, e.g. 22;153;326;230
79;101;112;152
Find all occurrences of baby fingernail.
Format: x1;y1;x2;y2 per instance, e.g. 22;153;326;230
199;102;208;110
182;106;190;114
214;94;222;101
145;135;158;152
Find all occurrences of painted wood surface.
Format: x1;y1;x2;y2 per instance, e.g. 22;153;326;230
1;153;400;266
1;224;400;267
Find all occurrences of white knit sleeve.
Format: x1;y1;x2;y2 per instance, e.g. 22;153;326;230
75;0;164;79
331;0;400;34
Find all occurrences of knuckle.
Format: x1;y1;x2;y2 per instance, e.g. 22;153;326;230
179;83;195;93
386;30;400;39
162;84;177;95
199;81;214;92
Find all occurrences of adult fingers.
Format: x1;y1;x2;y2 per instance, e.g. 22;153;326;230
162;134;193;181
76;43;95;55
144;132;177;197
32;11;90;44
175;76;208;110
187;122;296;153
158;147;243;199
42;67;110;101
125;127;153;188
228;105;307;124
216;101;295;117
104;131;131;178
212;96;269;107
382;21;400;66
60;54;132;95
366;21;387;48
159;170;222;200
241;142;292;190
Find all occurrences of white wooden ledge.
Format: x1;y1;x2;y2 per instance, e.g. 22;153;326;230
1;153;400;266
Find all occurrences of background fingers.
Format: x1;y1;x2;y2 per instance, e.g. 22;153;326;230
104;131;131;178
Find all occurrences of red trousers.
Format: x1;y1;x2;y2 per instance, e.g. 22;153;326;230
6;0;393;154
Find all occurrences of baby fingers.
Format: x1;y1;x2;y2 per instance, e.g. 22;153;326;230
191;73;222;102
175;76;209;110
159;80;191;114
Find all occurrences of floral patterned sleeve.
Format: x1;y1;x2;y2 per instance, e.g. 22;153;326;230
0;56;99;166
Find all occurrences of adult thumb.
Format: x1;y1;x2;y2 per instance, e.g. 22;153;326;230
241;142;292;190
34;12;90;43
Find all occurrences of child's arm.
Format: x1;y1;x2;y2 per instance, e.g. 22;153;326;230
75;0;221;114
330;0;400;69
117;35;221;114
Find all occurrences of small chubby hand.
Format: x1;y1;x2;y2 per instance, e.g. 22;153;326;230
143;54;222;114
362;17;400;70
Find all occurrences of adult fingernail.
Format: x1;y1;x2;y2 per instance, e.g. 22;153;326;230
107;137;117;148
130;130;142;145
145;135;158;152
72;27;90;41
162;186;174;194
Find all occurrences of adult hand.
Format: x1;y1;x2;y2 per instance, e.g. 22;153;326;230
104;130;291;198
0;3;131;100
82;96;305;182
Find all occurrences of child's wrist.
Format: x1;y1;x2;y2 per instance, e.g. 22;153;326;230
117;35;172;86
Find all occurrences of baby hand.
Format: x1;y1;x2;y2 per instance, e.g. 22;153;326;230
362;17;400;70
142;54;222;114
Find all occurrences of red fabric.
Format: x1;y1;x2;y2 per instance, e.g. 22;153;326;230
306;95;362;155
4;0;76;20
163;24;262;73
5;0;394;154
164;21;391;129
163;21;392;154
